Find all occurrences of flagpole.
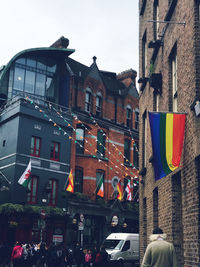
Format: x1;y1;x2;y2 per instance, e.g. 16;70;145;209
0;170;11;185
148;111;188;115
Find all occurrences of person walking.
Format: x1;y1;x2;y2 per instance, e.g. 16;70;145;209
85;249;92;267
11;242;23;267
141;227;179;267
74;243;84;267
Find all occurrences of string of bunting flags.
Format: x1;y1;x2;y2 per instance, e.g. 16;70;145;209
25;97;139;188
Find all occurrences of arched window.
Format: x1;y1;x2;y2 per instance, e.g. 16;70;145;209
76;127;85;154
85;89;92;113
27;176;38;204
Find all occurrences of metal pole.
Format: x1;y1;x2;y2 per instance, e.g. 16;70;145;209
145;20;186;25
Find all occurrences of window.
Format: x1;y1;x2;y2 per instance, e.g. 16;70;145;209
31;136;41;157
169;45;177;112
96;171;104;197
142;31;147;77
96;94;102;117
50;142;60;161
10;56;57;100
76;127;84;154
47;179;58;206
172;53;177;112
133;143;139;169
122;241;130;251
85;90;92;113
97;130;106;157
142;111;147;168
27;176;38;204
124;139;131;164
153;187;158;229
153;91;159;112
126;107;132;128
135;110;139;130
153;0;159;40
75;168;83;193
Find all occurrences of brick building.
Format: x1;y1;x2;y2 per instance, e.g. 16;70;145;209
0;37;139;247
139;0;200;266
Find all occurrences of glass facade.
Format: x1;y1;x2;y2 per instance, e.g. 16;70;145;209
9;56;58;101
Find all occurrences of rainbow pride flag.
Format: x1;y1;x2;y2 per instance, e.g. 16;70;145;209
149;112;186;180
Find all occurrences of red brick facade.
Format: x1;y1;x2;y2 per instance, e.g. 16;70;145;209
68;60;139;201
139;0;200;266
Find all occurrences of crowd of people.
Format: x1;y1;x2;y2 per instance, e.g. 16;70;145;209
0;241;109;267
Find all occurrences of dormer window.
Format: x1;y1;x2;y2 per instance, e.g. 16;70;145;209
85;89;92;113
96;93;102;117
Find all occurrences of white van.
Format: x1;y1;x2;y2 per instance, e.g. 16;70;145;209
102;233;139;266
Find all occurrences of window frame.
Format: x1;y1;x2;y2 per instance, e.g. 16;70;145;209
50;141;60;161
30;136;41;157
135;110;139;130
48;179;58;206
85;90;92;113
27;176;38;204
153;0;159;40
124;139;131;164
76;127;85;155
97;130;106;157
126;106;132;128
75;167;83;193
96;94;102;117
142;31;147;77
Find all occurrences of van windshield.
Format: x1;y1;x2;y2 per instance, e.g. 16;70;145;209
103;239;124;250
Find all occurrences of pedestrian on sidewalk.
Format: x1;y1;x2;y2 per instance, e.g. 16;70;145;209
141;227;179;267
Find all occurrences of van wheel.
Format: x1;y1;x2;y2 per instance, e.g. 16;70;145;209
117;260;124;267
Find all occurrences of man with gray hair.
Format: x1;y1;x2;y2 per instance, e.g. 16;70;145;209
141;227;179;267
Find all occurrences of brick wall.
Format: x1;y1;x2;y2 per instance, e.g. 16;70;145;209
139;0;200;266
70;69;139;202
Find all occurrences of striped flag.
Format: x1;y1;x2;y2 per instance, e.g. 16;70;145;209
18;160;32;187
149;112;186;180
117;181;123;200
125;180;132;201
65;169;74;193
97;175;104;197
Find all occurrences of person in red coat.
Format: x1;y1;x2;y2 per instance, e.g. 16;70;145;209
11;242;23;267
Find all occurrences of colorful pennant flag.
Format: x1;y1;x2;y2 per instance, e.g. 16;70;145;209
117;181;123;200
65;169;74;193
125;180;132;201
18;160;32;187
97;175;104;197
148;112;186;180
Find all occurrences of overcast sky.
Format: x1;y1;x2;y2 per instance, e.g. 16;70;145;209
1;0;139;75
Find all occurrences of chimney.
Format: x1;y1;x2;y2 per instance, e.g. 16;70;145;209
117;69;137;86
50;36;69;49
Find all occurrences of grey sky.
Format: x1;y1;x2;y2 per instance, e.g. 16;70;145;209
1;0;139;75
